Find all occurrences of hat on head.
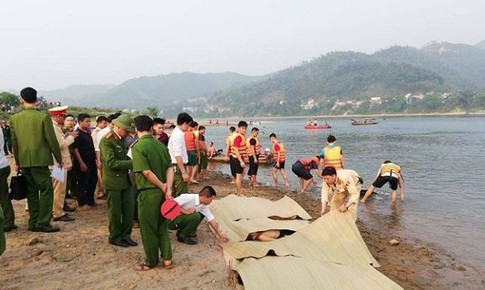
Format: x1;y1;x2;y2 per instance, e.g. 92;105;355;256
48;106;68;116
112;114;135;132
161;199;181;220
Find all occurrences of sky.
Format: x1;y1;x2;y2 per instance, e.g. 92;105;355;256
1;0;485;90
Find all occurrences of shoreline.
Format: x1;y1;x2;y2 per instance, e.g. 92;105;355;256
201;171;485;290
1;170;483;289
197;111;484;126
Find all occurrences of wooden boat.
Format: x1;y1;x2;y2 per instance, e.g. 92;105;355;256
351;118;379;126
208;154;273;165
304;123;332;129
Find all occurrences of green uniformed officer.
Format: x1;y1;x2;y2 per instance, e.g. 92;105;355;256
131;115;174;271
0;205;5;255
10;87;62;233
99;114;136;247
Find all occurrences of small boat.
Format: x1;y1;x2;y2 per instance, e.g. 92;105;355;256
208;154;273;165
304;123;332;130
351;118;379;126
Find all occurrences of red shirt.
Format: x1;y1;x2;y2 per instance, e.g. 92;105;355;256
233;135;243;147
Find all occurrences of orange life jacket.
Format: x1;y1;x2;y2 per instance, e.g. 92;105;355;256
323;146;343;169
230;132;247;158
246;137;261;157
184;130;197;152
272;142;286;162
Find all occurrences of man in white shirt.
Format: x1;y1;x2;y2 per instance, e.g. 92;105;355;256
169;186;228;245
167;112;192;197
91;115;109;199
321;167;362;222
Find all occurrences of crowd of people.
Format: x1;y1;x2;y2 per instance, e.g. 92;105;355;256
0;86;405;269
0;87;228;270
221;120;405;222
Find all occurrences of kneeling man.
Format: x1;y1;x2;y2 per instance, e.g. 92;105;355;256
169;186;228;245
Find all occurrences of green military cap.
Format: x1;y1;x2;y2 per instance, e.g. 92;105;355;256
112;114;135;132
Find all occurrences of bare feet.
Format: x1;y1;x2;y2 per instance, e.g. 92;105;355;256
134;263;155;271
78;205;92;211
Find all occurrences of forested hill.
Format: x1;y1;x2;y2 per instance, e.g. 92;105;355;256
43;72;263;110
30;40;485;116
205;52;448;116
374;42;485;90
200;42;485;117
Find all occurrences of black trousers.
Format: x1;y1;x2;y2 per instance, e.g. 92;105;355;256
76;162;97;206
3;138;12;155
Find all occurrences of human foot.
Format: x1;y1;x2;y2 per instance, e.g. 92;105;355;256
134;263;156;271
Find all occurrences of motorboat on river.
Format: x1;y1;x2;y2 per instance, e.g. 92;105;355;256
351;118;379;126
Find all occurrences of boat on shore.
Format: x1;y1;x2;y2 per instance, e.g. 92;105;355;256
304;123;332;129
351;118;379;126
209;154;273;165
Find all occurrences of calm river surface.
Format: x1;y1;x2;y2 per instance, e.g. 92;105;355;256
204;116;485;270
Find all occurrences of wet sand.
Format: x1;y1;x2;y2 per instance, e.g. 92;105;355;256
1;170;484;289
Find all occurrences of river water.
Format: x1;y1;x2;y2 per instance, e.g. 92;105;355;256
204;116;485;270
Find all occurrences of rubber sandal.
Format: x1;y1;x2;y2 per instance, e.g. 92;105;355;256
134;263;156;271
162;260;173;269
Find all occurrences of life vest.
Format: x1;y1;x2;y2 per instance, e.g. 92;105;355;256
380;163;401;175
230;132;247;158
246;137;261;157
299;157;319;171
272;142;286;162
323;146;343;169
184;130;197;152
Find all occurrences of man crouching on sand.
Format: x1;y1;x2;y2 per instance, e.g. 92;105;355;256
131;115;174;271
169;186;228;245
321;167;362;222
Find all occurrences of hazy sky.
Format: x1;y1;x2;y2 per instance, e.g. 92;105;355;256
1;0;484;90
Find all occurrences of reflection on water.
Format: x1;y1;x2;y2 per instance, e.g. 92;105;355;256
205;116;485;269
359;196;404;233
388;203;403;232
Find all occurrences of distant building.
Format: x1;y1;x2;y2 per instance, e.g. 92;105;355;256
301;99;316;110
370;97;382;104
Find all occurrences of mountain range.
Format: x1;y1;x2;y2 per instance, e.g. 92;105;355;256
35;40;485;116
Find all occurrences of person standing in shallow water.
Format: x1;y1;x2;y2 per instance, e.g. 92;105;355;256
269;133;290;188
230;121;248;196
247;127;261;189
361;160;404;203
320;135;345;170
225;126;236;183
132;115;174;271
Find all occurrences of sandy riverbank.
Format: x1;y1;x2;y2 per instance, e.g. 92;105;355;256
1;170;484;289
